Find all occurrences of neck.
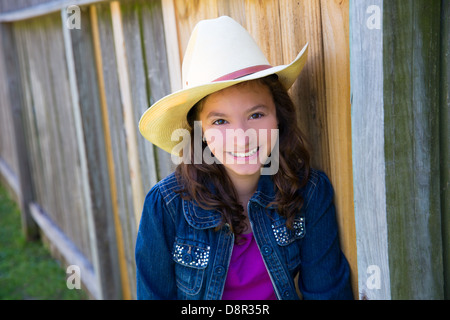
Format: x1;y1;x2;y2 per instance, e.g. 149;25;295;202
225;169;260;204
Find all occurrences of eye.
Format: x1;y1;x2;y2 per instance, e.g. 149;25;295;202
212;119;228;125
249;112;264;120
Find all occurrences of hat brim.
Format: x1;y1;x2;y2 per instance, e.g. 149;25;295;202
139;43;308;156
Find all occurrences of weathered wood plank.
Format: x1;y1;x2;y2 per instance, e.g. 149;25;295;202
161;0;182;92
350;0;389;300
319;0;357;296
89;3;130;300
0;23;39;239
217;0;245;26
61;7;103;299
13;22;49;233
26;17;63;232
440;0;450;300
120;0;158;195
95;1;140;299
278;0;330;176
0;28;19;179
139;0;175;181
383;0;443;299
244;0;283;66
67;4;124;299
43;13;89;259
111;1;144;231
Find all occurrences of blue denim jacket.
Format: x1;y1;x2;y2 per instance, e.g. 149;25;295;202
135;169;353;300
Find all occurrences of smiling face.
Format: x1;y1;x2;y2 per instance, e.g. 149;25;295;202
198;80;279;179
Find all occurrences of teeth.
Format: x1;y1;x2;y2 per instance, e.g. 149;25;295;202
230;147;258;158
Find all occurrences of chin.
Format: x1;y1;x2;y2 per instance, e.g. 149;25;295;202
224;163;262;177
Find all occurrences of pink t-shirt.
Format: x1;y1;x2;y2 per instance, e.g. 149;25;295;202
222;232;277;300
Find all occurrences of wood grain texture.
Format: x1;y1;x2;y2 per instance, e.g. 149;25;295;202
383;0;443;299
350;0;390;300
278;0;330;182
319;0;357;296
111;1;144;230
244;0;283;66
61;8;103;298
0;23;38;239
440;0;450;300
94;1;139;299
89;4;128;300
137;0;174;182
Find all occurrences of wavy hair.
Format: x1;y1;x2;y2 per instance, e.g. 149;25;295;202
175;75;310;235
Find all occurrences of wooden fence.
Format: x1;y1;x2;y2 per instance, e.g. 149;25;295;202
0;0;448;300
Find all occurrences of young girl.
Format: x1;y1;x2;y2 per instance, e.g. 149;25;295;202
136;16;353;300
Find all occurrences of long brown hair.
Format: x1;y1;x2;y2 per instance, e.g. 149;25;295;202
175;75;310;235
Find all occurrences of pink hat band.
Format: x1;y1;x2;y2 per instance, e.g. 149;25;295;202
213;64;273;82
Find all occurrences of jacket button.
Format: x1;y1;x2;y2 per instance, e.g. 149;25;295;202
214;266;225;275
261;245;272;256
183;254;192;263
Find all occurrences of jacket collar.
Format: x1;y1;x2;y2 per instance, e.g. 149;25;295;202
182;173;277;230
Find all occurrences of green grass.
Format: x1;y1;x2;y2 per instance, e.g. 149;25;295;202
0;183;88;300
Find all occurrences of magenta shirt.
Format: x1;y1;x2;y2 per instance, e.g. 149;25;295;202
222;232;277;300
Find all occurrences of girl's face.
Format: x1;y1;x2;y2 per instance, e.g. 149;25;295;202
199;81;278;178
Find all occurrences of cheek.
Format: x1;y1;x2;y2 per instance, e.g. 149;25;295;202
256;120;278;147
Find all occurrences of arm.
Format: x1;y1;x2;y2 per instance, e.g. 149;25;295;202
135;185;177;299
298;170;353;300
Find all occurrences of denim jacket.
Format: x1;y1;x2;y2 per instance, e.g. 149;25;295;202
135;169;353;300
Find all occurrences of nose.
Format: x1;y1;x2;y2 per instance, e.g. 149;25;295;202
234;127;250;147
227;122;258;152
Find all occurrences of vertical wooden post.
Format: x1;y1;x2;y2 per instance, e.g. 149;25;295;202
161;0;182;93
110;1;144;229
440;0;450;300
61;7;103;300
351;0;444;300
383;0;443;300
350;0;390;300
0;23;39;241
90;4;131;300
319;0;358;298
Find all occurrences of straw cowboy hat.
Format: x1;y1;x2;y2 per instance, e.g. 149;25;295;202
139;16;308;155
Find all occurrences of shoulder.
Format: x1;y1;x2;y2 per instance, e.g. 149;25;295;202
147;172;182;204
145;172;184;203
142;172;183;219
301;168;335;212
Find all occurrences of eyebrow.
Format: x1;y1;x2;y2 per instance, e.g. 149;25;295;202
205;104;269;119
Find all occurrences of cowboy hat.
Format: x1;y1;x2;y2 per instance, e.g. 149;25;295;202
139;16;308;155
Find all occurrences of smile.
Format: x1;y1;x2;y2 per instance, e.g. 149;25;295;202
228;147;259;158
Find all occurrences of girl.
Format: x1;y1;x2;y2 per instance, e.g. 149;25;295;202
136;16;353;300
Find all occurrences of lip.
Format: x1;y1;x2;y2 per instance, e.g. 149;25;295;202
227;146;259;158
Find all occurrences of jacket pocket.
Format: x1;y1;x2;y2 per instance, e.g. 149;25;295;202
272;216;305;270
172;238;210;295
272;216;305;246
